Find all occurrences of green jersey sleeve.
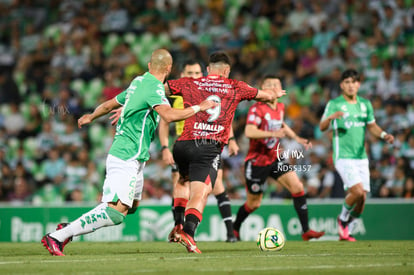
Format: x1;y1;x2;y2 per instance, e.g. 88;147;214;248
115;90;127;105
366;100;375;124
322;100;336;120
146;82;170;108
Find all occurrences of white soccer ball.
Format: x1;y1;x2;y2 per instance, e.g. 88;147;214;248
256;227;285;252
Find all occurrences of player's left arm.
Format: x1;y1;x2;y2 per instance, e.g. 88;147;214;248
227;126;239;156
282;122;312;150
159;118;175;165
78;98;121;128
365;101;394;144
367;122;394;144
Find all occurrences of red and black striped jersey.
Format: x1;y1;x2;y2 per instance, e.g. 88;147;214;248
168;75;258;146
245;102;285;166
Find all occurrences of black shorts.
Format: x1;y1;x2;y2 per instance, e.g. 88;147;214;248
173;140;221;187
244;159;290;194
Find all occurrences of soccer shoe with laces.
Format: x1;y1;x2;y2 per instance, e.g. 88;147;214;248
302;229;325;241
56;223;73;250
337;216;349;240
168;224;183;243
41;234;65;256
178;231;202;254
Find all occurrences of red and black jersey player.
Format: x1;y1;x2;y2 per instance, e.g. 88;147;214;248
165;52;286;253
232;75;325;241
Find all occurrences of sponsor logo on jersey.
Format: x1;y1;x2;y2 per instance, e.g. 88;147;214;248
194;80;232;94
344;121;366;128
193;122;224;133
267;119;283;130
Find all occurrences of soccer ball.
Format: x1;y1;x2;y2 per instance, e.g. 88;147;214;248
256;227;285;252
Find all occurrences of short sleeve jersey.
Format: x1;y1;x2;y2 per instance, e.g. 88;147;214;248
168;75;258;145
321;95;375;162
109;72;170;162
245;102;285;166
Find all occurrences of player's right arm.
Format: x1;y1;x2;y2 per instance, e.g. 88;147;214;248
319;101;344;131
78;97;121;128
255;88;286;102
319;111;344;131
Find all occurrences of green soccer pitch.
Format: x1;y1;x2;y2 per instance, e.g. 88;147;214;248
0;241;413;274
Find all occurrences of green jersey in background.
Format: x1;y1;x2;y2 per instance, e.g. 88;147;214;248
322;95;375;162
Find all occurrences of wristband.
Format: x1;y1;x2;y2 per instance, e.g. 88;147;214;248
191;105;201;113
228;136;235;141
161;145;169;152
380;131;387;139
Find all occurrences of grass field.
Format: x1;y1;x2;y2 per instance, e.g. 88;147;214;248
0;241;413;274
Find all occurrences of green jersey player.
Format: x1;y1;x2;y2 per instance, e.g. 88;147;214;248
320;69;394;241
41;49;217;256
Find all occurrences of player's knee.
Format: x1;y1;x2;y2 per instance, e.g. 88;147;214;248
247;199;261;210
352;185;365;199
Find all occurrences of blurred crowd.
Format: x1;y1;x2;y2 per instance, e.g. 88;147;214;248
0;0;413;205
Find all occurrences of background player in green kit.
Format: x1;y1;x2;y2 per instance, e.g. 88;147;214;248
319;69;394;241
41;49;217;256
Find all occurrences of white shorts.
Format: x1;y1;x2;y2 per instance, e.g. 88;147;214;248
335;159;370;192
101;154;145;207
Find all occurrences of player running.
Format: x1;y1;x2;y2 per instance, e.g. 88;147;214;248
320;69;394;241
41;49;216;256
165;52;286;253
160;60;238;243
232;75;325;241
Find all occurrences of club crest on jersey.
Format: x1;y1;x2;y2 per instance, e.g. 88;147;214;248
251;183;261;192
341;105;348;111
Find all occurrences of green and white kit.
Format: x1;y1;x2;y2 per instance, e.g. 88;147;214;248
109;72;170;162
105;72;169;206
322;95;375;190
